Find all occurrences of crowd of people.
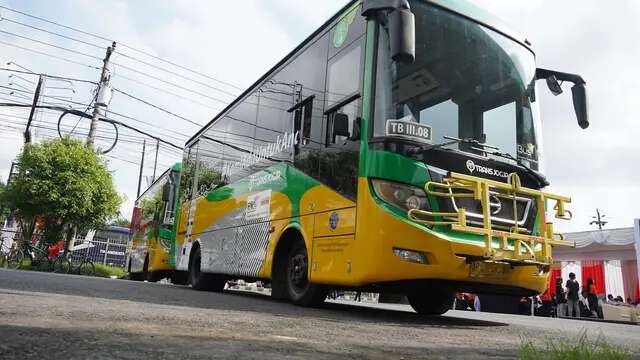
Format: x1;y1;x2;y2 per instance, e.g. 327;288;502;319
552;272;639;319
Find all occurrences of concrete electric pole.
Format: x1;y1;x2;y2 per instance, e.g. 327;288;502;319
136;139;146;198
86;42;116;148
24;75;43;144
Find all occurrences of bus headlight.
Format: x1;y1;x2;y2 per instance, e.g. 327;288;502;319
371;179;429;212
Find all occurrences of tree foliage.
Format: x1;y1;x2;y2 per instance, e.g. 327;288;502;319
3;137;122;243
0;180;6;223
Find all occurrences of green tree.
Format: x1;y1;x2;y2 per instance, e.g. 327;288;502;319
3;137;122;247
0;180;6;224
109;217;131;228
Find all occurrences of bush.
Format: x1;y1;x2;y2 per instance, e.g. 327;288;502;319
93;263;126;278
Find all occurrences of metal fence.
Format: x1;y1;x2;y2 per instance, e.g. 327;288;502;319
71;234;128;268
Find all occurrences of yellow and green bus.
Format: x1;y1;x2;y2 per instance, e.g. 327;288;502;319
127;0;589;314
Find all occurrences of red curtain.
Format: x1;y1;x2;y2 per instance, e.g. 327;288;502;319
582;260;606;296
548;268;561;295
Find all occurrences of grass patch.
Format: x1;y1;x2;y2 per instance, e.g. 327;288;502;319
519;330;630;360
93;263;126;278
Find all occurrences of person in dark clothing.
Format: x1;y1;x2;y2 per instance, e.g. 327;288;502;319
555;277;567;317
565;272;580;317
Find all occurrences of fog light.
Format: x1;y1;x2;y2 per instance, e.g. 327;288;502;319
393;248;428;264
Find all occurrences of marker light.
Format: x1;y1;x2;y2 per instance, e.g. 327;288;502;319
393;247;428;264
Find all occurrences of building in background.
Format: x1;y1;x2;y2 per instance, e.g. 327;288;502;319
548;221;640;303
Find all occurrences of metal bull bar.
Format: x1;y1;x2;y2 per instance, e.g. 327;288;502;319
407;172;575;266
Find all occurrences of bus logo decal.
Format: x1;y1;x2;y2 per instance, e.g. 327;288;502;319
245;190;272;221
329;211;339;230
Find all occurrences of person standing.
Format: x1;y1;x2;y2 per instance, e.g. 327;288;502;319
555;277;567;317
565;272;580;318
585;277;600;317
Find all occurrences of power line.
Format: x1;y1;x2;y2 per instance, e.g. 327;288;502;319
1;15;236;104
0;29;103;61
0;85;93;107
112;87;203;127
113;72;222;112
113;51;238;97
0;40;100;69
111;62;231;106
0;67;98;84
0;31;229;112
0;16;105;50
0;4;244;91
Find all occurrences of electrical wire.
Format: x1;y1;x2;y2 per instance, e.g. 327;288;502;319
0;67;98;84
113;72;222;112
0;29;103;61
0;40;100;69
0;20;239;108
0;17;105;50
0;3;243;92
111;87;203;127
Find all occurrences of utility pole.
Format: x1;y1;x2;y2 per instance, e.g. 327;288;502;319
589;208;607;230
87;42;116;148
136;140;146;198
152;139;159;182
24;75;43;144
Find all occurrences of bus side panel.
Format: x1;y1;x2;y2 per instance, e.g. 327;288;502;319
147;230;173;273
182;163;357;280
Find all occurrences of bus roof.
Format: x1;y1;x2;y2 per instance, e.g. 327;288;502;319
186;0;532;148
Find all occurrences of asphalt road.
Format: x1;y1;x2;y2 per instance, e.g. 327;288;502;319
0;269;638;359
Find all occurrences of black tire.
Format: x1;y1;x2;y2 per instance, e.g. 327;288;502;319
142;255;150;281
407;287;454;315
52;257;72;274
285;241;327;306
78;261;95;276
6;249;24;270
146;270;159;282
171;271;189;285
189;246;225;292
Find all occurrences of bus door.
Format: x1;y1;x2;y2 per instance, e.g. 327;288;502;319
175;142;199;271
311;38;363;284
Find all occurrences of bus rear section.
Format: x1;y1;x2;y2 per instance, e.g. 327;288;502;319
127;163;185;283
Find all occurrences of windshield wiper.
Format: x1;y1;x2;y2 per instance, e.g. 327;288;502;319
471;146;549;187
411;135;500;153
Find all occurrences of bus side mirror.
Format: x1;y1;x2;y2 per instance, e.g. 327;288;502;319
333;113;350;140
388;7;415;63
571;83;589;129
350;117;362;141
362;0;415;63
535;68;589;130
162;182;171;202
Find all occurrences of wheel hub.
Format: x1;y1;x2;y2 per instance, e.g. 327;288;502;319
289;253;308;290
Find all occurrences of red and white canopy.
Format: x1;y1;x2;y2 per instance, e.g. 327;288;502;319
546;221;640;302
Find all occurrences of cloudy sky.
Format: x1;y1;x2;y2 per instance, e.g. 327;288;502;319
0;0;637;232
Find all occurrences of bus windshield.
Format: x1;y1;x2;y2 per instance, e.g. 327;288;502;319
373;1;542;170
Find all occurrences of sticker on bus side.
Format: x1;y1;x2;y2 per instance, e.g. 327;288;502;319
245;189;271;221
386;120;432;142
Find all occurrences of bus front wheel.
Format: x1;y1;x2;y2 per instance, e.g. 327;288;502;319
407;287;454;315
285;241;326;306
